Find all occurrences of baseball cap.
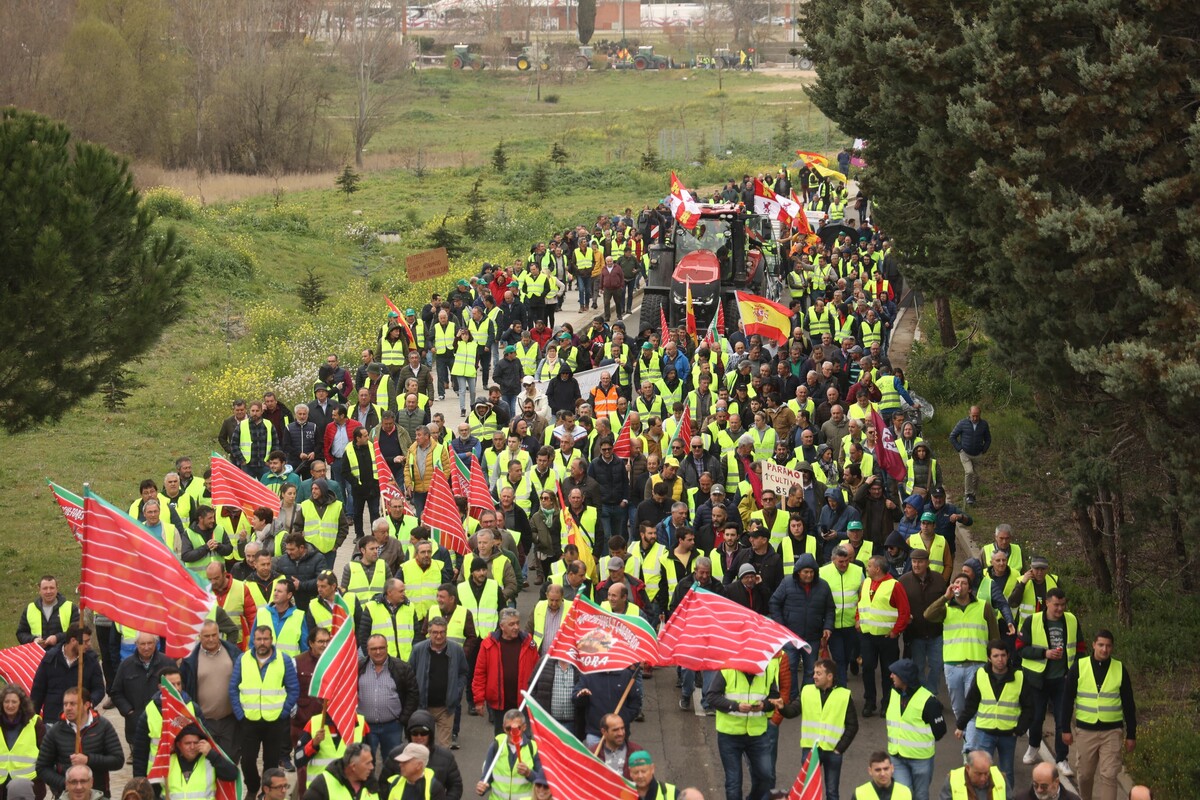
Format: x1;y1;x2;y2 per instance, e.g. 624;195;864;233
522;376;535;385
504;345;516;354
747;528;768;539
847;521;863;531
607;556;625;571
931;486;946;497
628;751;654;768
1030;556;1050;569
663;456;680;468
920;511;936;523
395;743;429;763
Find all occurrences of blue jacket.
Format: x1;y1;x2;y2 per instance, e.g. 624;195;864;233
817;486;859;537
769;554;835;640
410;639;469;711
588;454;630;506
662;350;691;382
573;666;642;741
229;649;299;720
949;417;991;456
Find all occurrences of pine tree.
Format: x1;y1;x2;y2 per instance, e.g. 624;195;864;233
549;141;569;169
297;267;328;313
464;177;486;235
430;212;465;258
772;115;794;154
491;140;508;173
335;165;361;199
528;162;551;196
0;109;191;433
99;367;143;412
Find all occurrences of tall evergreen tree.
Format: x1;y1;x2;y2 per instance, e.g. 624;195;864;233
0;109;191;434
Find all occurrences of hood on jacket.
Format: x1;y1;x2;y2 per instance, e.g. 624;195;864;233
823;486;845;511
884;529;907;549
793;553;819;575
962;557;984;590
311;478;334;508
903;494;924;512
816;444;832;459
888;658;920;690
406;709;435;735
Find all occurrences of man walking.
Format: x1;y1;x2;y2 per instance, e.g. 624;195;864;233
884;659;946;800
1017;588;1085;777
1063;629;1136;800
857;555;910;718
230;625;299;797
948;405;991;506
706;659;781;800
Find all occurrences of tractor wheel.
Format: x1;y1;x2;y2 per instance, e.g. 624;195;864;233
516;56;531;71
470;58;484;71
539;59;550;71
799;57;814;70
722;295;740;334
574;55;590;70
640;293;666;334
452;57;464;69
634;56;649;71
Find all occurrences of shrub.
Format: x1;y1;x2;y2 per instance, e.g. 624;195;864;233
543;94;560;104
142;187;198;221
1126;708;1200;797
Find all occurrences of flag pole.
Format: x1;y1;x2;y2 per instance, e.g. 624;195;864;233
75;483;88;755
479;658;557;786
591;667;638;757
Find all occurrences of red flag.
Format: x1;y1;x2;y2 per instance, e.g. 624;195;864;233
716;299;726;335
657;587;807;673
677;405;693;448
660;304;670;346
0;643;49;693
667;172;702;231
790;191;813;235
788;750;826;800
149;678;243;800
47;480;84;543
546;595;659;672
467;454;497;514
870;408;908;482
525;695;637;800
612;412;634;459
422;467;469;555
209;454;281;514
373;440;403;507
385;295;416;345
310;595;360;742
80;489;214;659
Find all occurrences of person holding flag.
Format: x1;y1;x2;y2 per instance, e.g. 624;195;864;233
706;659;783;800
475;709;541;799
165;724;239;799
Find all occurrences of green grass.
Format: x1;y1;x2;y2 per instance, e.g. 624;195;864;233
0;66;841;644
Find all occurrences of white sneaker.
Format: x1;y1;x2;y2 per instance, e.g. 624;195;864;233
1022;746;1039;765
1057;759;1074;777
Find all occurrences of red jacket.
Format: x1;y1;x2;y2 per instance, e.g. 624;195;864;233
472;630;539;711
323;419;363;463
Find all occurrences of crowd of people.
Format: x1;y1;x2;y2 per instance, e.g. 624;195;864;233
8;175;1145;800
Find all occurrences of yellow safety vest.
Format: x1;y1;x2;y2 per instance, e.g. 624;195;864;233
145;698;196;767
750;510;789;545
471;412;501;440
715;662;779;736
942;600;988;663
515;342;540;374
344;443;379;483
166;754;214;800
255;607;305;659
426;604;470;645
858;578;899;636
981;543;1024;575
305;713;366;787
855;783;912;800
860;320;882;347
401;560;442;618
457;579;502;633
947;766;1006;800
1021;611;1079;675
24;602;73;640
308;595;357;632
799;685;851;751
323;774;379;800
906;533;947;574
886;686;935;759
820;562;865;629
363;601;417;660
975;670;1023;732
877;377;901;410
385;769;435;800
344;561;387;603
1017;575;1058;623
246;576;285;610
776;535;819;574
627;543;668;602
1075;658;1124;725
237;650;288;721
238;419;276;464
467;318;494;348
300;499;344;554
380;336;407;366
433;322;457;355
531;600;573;649
489;735;537;800
451;339;477;378
0;717;39;780
217;580;248;645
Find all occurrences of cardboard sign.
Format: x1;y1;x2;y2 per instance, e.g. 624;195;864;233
406;247;450;282
760;461;805;495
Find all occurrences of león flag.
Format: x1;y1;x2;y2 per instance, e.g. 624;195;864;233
47;480;84;543
310;595;360;744
209;454;281;514
149;677;243;800
667;172;702;231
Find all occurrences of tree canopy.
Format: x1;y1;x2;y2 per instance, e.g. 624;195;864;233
0;109;192;433
804;0;1200;620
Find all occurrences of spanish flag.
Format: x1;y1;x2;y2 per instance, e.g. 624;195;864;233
685;282;697;340
796;150;830;167
557;483;598;581
735;291;793;345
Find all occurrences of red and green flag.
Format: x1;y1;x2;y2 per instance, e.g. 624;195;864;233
546;594;659;672
788;750;825;800
310;595;360;742
422;466;470;555
47;480;84;543
209;454;281;515
467;453;497;514
149;677;243;800
657;586;806;673
524;694;637;800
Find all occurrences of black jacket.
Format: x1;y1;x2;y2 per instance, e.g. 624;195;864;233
355;657;420;729
379;711;464;800
36;712;124;796
110;651;175;738
16;594;79;646
302;758;382;800
588;455;629;506
956;666;1033;737
493;356;524;396
30;645;105;722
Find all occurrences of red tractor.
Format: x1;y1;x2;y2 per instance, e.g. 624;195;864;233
641;203;783;334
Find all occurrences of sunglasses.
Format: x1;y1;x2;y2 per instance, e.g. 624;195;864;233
409;728;431;736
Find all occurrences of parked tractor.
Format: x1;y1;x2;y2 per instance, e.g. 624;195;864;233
613;45;671;70
574;46;594;70
449;44;484;70
515;46;550;71
641;204;782;333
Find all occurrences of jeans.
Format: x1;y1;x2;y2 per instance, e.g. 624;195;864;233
680;669;714;709
1030;675;1069;761
944;662;982;751
974;729;1016;792
365;719;405;763
503;395;521;420
906;636;944;697
624;279;638;312
859;633;900;712
600;504;627;547
330;458;354;520
435;353;453;398
454;374;476;413
578;275;593;307
801;748;843;800
716;731;773;800
321;550;337;571
892;755;934;800
476;347;491;385
411;491;427;518
238;718;288;795
827;628;858;688
784;643;815;700
764;721;780;788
